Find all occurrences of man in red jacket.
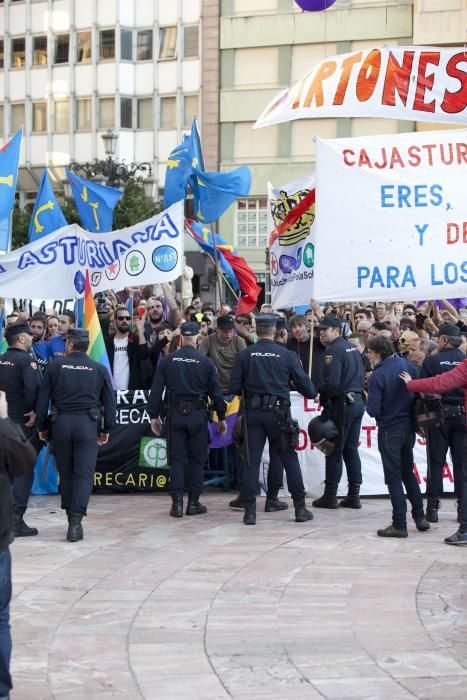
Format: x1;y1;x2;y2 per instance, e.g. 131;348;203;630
400;359;467;546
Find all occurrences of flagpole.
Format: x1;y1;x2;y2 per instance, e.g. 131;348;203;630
209;224;223;308
205;251;240;302
308;309;314;379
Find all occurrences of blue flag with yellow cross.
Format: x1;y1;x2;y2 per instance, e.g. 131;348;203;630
0;128;22;252
29;169;68;242
66;169;123;233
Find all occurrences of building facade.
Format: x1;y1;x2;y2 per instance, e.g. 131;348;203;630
0;0;215;207
218;0;466;300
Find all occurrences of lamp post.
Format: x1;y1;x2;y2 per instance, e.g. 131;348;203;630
67;130;155;197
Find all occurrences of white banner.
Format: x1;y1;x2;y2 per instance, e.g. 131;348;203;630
255;46;467;129
0;202;184;299
261;393;454;497
268;175;316;309
313;129;467;302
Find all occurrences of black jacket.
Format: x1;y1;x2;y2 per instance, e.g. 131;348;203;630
105;333;149;390
0;419;37;549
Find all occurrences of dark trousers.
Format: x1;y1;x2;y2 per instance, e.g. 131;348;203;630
11;424;39;512
378;426;424;530
52;414;99;516
243;409;305;503
169;410;208;496
325;398;364;489
426;415;466;498
0;548;12;698
457;432;467;531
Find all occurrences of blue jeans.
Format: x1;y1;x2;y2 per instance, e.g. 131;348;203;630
378;426;424;530
0;548;12;698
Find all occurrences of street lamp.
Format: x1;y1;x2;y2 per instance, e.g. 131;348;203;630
67;130;153;193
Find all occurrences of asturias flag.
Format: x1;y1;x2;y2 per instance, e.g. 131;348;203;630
83;271;113;383
29;169;68;242
191;166;251;224
0;129;22;252
67;169;123;233
163;135;195;209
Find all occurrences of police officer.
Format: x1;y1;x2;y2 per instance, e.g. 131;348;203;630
0;321;41;537
148;321;227;518
313;316;365;510
229;314;317;525
418;323;466;523
36;329;115;542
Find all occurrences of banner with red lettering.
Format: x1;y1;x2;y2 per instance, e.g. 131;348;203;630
313;129;467;302
254;47;467;129
259;394;454;497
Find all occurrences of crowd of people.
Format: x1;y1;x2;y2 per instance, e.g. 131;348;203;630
1;287;467;699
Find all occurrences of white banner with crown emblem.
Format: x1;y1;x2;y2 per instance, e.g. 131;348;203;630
267;175;316;309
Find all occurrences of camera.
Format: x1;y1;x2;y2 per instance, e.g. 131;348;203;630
94;292;108;315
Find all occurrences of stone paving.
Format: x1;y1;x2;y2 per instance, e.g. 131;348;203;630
9;492;467;700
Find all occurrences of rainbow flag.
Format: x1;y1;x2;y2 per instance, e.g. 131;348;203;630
0;308;7;353
83;271;113;383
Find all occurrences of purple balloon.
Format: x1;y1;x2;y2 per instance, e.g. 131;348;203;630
295;0;337;11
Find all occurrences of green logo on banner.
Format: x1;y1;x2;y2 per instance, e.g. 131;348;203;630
139;437;169;470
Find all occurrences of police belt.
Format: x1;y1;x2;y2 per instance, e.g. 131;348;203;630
246;394;290;411
168;397;208;414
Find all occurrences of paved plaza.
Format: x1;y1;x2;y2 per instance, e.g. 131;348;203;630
9;492;467;700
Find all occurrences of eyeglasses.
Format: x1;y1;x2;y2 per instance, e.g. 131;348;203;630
117;316;131;321
236;320;249;325
403;311;415;316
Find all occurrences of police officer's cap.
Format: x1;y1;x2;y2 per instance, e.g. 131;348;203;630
435;323;461;337
180;321;200;336
4;321;32;341
318;315;341;329
255;314;277;330
216;315;235;331
67;328;89;343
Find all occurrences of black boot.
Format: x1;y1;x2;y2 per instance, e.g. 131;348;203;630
12;508;38;538
243;502;256;525
229;495;248;509
339;484;362;509
312;484;338;509
265;490;288;512
456;499;461;524
186;494;207;516
170;494;183;518
293;499;313;522
426;497;439;523
67;513;83;542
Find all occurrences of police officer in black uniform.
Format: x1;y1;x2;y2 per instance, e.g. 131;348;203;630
148;321;227;518
35;329;115;542
418;323;466;523
0;321;41;537
229;314;317;525
313;316;365;510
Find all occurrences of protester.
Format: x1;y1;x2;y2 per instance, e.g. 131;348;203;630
0;390;37;700
366;336;429;537
48;310;76;359
104;308;148;391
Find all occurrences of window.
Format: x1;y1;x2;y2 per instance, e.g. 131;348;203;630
0;107;3;134
100;30;115;60
76;31;92;63
32;102;47;132
0;40;3;69
54;100;70;132
99;97;114;128
32;36;47;66
160;96;176;128
54;34;69;64
137;30;153;61
137;98;153;129
159;27;177;60
11;38;26;68
11;103;25;133
236;198;268;248
120;97;132;128
183;26;199;59
77;98;92;130
121;28;132;61
183;94;198;129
